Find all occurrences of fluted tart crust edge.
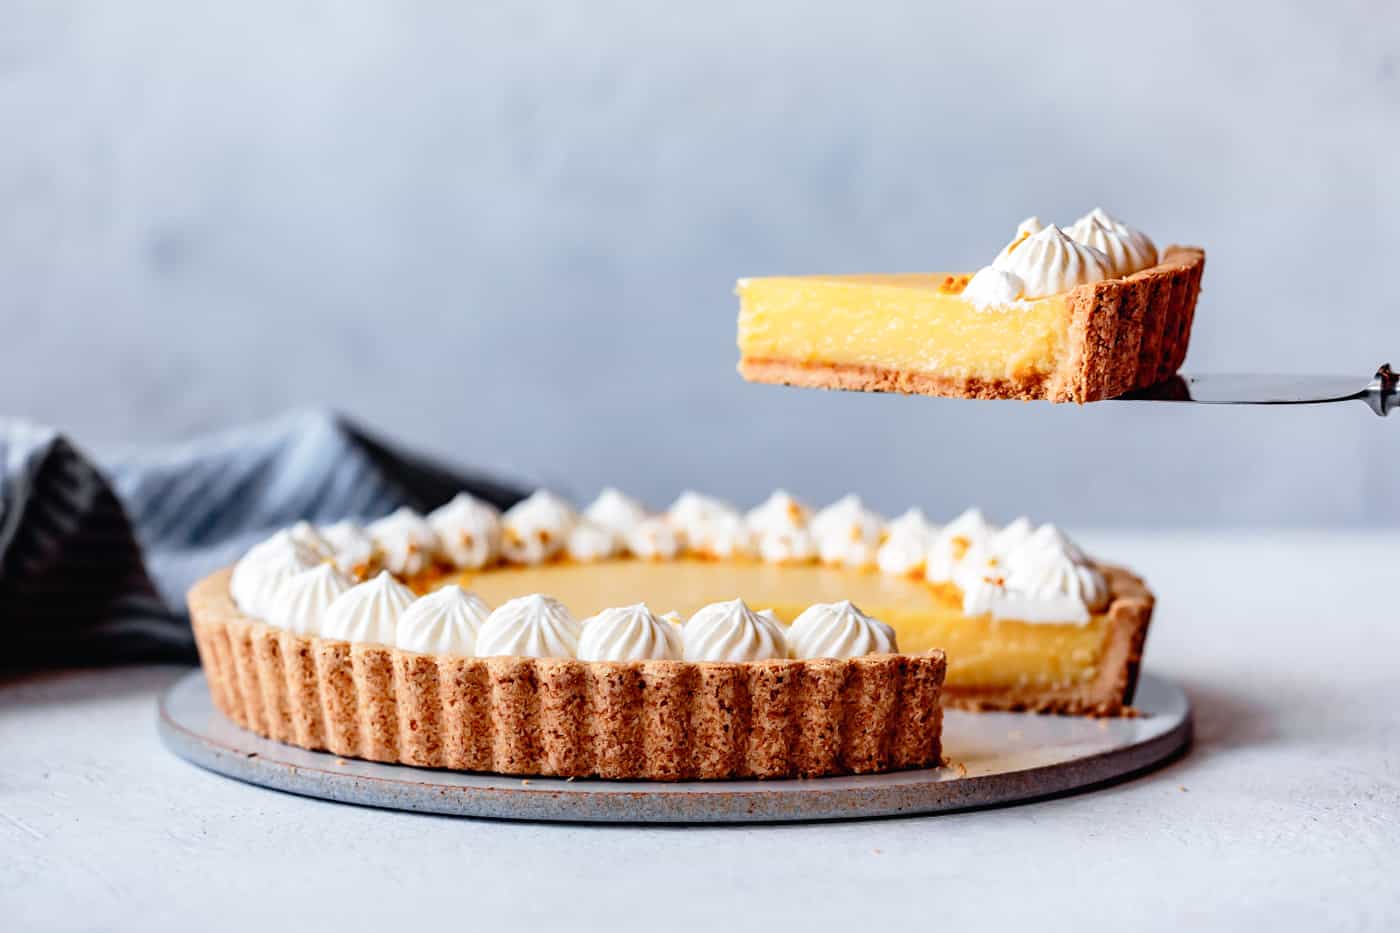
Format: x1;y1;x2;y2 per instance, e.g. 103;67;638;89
189;568;947;781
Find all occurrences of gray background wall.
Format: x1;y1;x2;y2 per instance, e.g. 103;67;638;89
3;1;1397;525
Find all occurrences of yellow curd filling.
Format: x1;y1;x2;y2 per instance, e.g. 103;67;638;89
736;274;1071;382
434;558;1108;691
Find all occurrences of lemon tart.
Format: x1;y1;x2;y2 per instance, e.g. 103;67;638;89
189;487;1156;781
737;210;1205;403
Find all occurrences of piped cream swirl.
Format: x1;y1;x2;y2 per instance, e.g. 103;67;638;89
428;494;501;570
585;488;649;541
683;598;789;662
230;533;322;618
566;519;619;562
578;603;683;661
992;224;1112;299
368;508;440;577
501;491;576;565
625;517;685;560
395;585;491;656
688;512;755;559
877;507;935;577
320;521;379;578
811;495;884;569
476;594;581;658
787;601;898;659
1066;208;1158;276
747;490;815;565
924;507;993;584
959;523;1109;623
320;571;417;646
266;563;353;636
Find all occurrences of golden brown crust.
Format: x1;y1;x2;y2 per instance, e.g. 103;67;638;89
739;247;1205;404
939;566;1154;716
189;569;947;780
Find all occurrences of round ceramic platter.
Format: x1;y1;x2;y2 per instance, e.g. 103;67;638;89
158;670;1190;823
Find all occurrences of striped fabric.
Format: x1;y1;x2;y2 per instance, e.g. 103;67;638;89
0;410;524;668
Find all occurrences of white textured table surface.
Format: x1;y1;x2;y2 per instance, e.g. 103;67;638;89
5;532;1398;932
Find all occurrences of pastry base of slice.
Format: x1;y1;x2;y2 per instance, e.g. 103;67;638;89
188;568;946;781
737;246;1205;403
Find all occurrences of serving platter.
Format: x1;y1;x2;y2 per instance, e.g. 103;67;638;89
158;669;1190;823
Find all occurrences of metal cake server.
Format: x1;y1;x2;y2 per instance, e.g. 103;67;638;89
1124;363;1398;417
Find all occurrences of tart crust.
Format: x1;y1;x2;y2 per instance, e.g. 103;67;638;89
739;246;1205;403
189;569;947;780
939;566;1154;716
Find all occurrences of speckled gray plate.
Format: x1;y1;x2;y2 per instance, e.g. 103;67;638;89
158;670;1190;823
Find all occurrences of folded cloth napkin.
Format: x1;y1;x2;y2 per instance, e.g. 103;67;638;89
0;410;525;669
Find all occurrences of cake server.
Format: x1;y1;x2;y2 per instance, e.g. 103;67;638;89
1124;363;1398;416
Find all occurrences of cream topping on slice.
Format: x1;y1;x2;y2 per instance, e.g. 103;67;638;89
1023;522;1089;562
993;224;1112;299
962;265;1027;308
989;516;1034;554
1066;208;1158;276
966;221;1115;307
992;216;1047;265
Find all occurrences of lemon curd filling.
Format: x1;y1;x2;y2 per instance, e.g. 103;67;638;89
736;274;1071;383
433;558;1110;691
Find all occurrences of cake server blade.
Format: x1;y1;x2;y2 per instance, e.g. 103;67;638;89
1124;364;1398;416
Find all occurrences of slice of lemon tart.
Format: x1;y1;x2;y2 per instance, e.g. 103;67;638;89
190;488;1153;780
737;209;1205;403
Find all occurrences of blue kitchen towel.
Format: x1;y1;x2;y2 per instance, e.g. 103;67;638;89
0;410;525;668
